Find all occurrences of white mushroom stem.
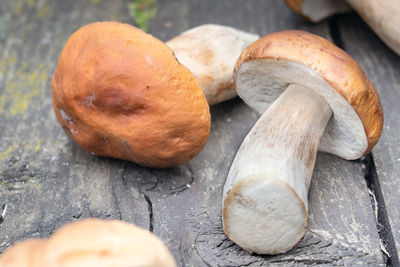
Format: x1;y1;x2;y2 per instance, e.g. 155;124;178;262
346;0;400;56
288;0;400;55
223;84;333;254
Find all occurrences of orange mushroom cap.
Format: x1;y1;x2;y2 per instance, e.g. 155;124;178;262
52;22;211;168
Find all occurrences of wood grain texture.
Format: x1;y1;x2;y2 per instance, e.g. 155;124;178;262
0;0;383;265
338;13;400;260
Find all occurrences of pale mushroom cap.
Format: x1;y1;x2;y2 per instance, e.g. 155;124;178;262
235;30;383;159
43;219;176;267
0;239;46;267
166;24;259;105
0;219;176;267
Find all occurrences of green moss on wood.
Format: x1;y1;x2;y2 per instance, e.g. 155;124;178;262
128;0;157;32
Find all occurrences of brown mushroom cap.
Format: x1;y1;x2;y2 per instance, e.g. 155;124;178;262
52;21;211;168
235;30;383;159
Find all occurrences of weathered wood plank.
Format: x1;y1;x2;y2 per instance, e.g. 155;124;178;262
0;0;150;247
0;0;383;265
339;13;400;261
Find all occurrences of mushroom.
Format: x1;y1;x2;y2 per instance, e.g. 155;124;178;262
166;24;259;105
286;0;400;55
346;0;400;56
52;21;211;168
222;30;383;254
0;239;46;267
286;0;351;22
0;219;176;267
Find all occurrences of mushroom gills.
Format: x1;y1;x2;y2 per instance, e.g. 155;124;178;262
223;84;332;254
236;59;367;160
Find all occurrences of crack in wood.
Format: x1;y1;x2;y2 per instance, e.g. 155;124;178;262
84;200;93;218
362;154;399;267
109;162;129;221
133;164;194;196
141;169;159;191
188;208;380;266
0;203;7;227
165;167;194;195
141;192;153;232
120;162;129;190
111;177;122;221
194;235;213;267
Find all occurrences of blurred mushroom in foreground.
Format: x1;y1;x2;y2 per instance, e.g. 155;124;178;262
0;219;176;267
222;30;383;254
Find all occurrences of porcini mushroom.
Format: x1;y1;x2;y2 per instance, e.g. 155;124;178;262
43;219;176;267
52;21;211;168
0;219;176;267
286;0;351;22
222;30;383;254
166;24;259;105
0;239;46;267
346;0;400;56
286;0;400;55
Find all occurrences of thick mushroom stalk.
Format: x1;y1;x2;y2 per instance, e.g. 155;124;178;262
223;84;332;254
346;0;400;56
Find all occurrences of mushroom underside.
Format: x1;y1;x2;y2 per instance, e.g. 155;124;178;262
235;59;367;160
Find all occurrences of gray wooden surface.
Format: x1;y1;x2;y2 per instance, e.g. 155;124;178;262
0;0;395;266
339;13;400;264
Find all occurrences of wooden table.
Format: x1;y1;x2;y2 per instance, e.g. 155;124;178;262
0;0;399;266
